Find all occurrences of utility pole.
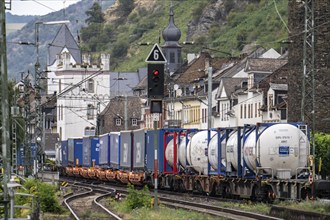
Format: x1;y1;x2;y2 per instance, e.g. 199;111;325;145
207;67;213;129
301;0;316;198
0;0;11;218
22;73;32;176
124;95;128;130
34;22;44;176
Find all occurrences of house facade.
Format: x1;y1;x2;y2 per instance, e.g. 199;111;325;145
46;24;111;140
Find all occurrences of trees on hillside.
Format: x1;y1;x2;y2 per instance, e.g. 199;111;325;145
85;2;105;24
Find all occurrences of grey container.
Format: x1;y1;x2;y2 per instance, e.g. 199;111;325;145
120;130;132;170
110;132;120;168
82;137;91;167
99;134;109;166
68;139;74;164
133;129;145;169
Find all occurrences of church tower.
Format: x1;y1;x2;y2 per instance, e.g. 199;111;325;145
162;5;182;75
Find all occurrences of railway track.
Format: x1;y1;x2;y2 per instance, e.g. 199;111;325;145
60;178;281;219
63;182;122;220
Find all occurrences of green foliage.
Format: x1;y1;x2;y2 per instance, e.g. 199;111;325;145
276;200;330;214
15;179;65;216
77;0;288;70
191;1;208;21
85;2;105;24
124;184;151;210
118;0;135;17
112;40;129;59
315;132;330;179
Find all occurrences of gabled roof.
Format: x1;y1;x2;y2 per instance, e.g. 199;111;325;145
245;58;287;73
48;24;81;66
216;77;246;99
174;52;230;84
220;47;267;78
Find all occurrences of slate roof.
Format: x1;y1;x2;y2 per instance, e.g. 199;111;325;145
48;24;81;66
216;77;247;99
110;69;147;97
245;58;287;73
174;52;231;84
220;47;266;78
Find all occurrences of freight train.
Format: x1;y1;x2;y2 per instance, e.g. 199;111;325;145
53;123;330;201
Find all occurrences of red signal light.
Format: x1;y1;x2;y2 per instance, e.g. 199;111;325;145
153;70;159;76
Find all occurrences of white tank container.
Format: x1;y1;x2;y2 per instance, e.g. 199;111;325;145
243;124;309;179
187;130;216;174
225;131;243;172
208;132;226;171
165;136;183;167
179;137;188;167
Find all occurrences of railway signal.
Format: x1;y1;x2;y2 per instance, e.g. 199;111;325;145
147;63;165;99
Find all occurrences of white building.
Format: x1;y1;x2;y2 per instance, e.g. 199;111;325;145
215;48;287;127
46;24;111;140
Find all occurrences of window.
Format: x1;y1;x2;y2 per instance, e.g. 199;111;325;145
90;127;96;136
132;118;138;126
87;104;94;120
84;127;96;136
87;79;94;93
116;118;122;126
84;127;90;136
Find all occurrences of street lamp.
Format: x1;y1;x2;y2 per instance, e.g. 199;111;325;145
34;20;70;176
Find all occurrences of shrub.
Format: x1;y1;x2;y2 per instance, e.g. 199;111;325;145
124;184;151;210
16;179;65;215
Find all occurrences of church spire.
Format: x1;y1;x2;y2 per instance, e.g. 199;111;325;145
162;3;181;45
162;3;182;74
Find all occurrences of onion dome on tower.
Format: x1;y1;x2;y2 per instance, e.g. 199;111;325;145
163;6;181;46
162;5;182;74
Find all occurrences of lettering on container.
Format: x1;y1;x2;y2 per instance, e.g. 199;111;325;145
244;147;253;156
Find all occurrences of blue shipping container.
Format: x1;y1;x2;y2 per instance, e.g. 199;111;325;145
146;130;165;173
82;137;100;167
68;138;83;166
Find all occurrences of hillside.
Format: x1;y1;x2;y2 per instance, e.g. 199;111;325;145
6;0;114;80
81;0;288;71
6;0;288;79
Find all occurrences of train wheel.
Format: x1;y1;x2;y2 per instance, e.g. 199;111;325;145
301;188;312;201
194;181;203;194
210;183;217;196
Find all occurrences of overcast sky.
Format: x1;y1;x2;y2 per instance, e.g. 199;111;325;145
9;0;81;16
